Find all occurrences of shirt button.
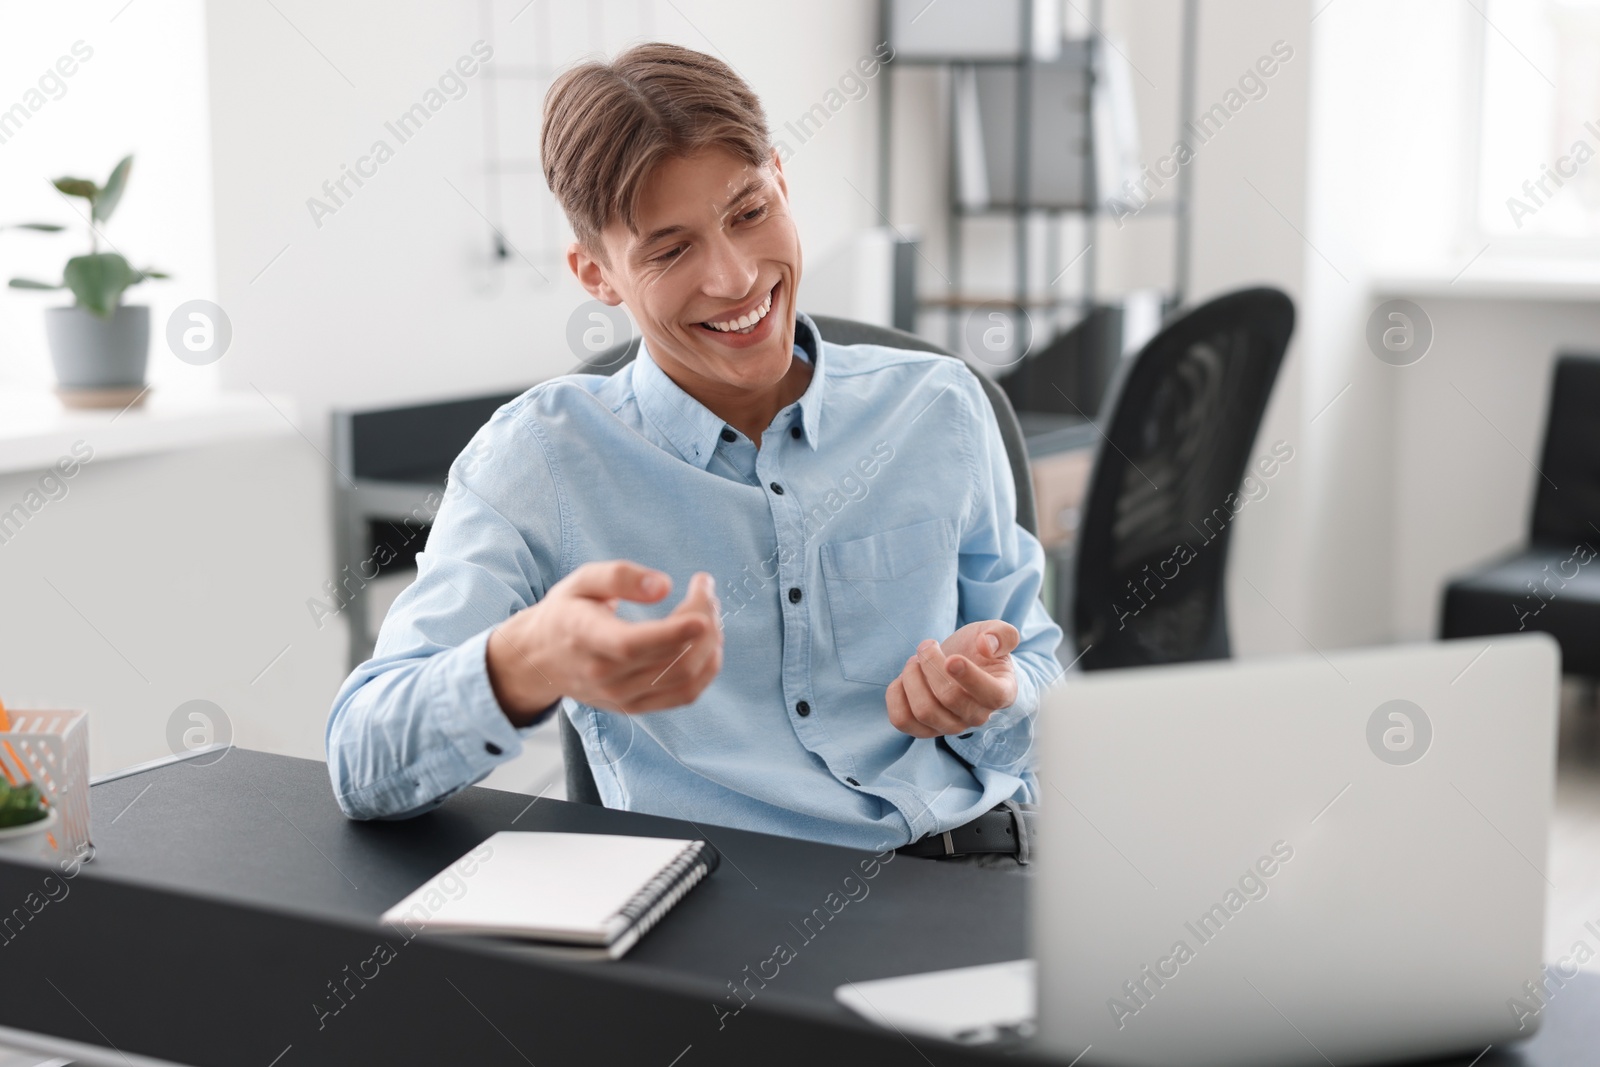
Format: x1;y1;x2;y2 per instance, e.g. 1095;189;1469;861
788;587;802;603
721;428;736;443
790;426;801;439
846;777;860;787
796;700;810;717
484;742;503;755
769;482;784;494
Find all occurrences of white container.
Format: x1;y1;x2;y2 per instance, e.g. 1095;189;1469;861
0;807;60;863
0;709;93;866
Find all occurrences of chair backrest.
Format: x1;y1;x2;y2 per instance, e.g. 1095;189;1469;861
558;312;1038;805
1071;287;1295;671
1530;353;1600;547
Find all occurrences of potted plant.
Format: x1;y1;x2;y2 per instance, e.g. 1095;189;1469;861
8;155;169;409
0;780;55;859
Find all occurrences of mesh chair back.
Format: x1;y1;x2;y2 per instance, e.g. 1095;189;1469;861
1530;354;1600;547
1072;287;1294;671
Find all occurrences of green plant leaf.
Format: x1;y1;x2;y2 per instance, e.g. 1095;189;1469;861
8;278;63;289
94;155;134;224
2;223;65;233
0;781;46;829
53;177;99;201
136;268;171;280
63;252;138;318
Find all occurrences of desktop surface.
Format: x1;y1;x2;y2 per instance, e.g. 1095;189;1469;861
0;747;1592;1066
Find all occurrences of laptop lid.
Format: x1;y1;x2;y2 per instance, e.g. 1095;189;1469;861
1032;634;1560;1067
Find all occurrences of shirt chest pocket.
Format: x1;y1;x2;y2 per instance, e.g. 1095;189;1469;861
820;517;960;687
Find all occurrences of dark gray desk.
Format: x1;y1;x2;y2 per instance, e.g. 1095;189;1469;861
0;748;1594;1067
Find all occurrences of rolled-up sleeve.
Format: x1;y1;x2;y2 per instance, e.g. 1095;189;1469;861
942;370;1064;786
325;405;566;820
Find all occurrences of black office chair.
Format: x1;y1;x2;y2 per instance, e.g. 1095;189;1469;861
1070;287;1295;671
556;312;1038;806
1441;354;1600;680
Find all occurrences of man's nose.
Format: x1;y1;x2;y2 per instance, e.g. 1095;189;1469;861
699;230;758;300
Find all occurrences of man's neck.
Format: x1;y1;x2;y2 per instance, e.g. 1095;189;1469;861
656;350;814;448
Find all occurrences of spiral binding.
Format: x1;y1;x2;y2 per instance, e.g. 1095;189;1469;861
607;840;709;947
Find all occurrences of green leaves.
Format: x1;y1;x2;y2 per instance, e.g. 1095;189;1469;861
63;253;140;318
52;177;98;201
49;155;133;224
0;780;48;830
0;223;65;233
94;156;132;223
7;154;167;316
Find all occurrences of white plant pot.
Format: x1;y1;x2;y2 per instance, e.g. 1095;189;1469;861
44;304;151;409
0;806;59;862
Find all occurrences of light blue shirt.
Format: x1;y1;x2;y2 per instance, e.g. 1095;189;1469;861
325;312;1063;851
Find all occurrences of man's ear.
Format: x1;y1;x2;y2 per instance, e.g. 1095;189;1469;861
567;240;624;306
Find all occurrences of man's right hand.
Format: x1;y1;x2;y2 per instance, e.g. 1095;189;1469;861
486;561;724;726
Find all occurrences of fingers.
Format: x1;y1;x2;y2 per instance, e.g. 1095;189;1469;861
585;611;712;662
983;621;1021;657
670;572;722;626
593;638;724;713
560;560;671;604
577;572;725;712
902;651;981;733
886;675;939;738
917;640;1007;719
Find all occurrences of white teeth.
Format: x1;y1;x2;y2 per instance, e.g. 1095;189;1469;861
705;288;773;333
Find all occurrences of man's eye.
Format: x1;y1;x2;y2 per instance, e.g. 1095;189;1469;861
740;205;767;223
654;245;685;263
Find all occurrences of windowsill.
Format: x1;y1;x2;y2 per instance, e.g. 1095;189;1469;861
1372;256;1600;302
0;387;298;476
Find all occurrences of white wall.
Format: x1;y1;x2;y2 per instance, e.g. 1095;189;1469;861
1301;0;1478;649
0;436;338;777
203;0;890;424
1173;0;1313;656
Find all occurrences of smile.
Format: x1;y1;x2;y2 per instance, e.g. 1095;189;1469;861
699;284;775;334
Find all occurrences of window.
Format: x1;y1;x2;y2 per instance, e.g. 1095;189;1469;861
1475;0;1600;242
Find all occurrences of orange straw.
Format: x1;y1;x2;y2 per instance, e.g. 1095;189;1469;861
0;698;23;787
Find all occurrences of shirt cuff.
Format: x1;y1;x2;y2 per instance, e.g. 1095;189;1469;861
429;627;557;786
944;661;1040;773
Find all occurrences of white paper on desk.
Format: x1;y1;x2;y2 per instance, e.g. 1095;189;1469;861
835;958;1036;1046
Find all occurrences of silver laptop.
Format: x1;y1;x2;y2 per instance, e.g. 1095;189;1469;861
1034;634;1560;1066
837;635;1561;1066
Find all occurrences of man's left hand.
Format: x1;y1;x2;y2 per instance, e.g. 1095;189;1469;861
886;620;1020;738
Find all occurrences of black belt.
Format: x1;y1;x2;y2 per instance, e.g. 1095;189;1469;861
897;801;1033;862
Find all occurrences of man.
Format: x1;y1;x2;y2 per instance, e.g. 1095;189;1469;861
325;43;1063;866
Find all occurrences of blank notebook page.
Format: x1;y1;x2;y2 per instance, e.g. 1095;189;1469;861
386;831;698;942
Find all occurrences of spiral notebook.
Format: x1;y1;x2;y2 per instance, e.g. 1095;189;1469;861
381;831;718;960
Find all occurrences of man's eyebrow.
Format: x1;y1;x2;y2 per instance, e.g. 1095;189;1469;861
635;179;767;248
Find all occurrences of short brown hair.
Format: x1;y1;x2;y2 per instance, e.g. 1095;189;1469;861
541;43;772;253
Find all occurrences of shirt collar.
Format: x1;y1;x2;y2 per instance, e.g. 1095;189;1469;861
632;310;826;468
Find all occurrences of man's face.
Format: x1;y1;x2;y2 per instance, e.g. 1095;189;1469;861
572;146;802;400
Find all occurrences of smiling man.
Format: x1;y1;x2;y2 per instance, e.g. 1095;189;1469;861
325;43;1063;865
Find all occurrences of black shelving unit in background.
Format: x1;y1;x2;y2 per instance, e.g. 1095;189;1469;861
875;0;1199;392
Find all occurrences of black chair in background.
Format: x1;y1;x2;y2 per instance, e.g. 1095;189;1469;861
1069;287;1295;671
1441;354;1600;682
558;313;1038;806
